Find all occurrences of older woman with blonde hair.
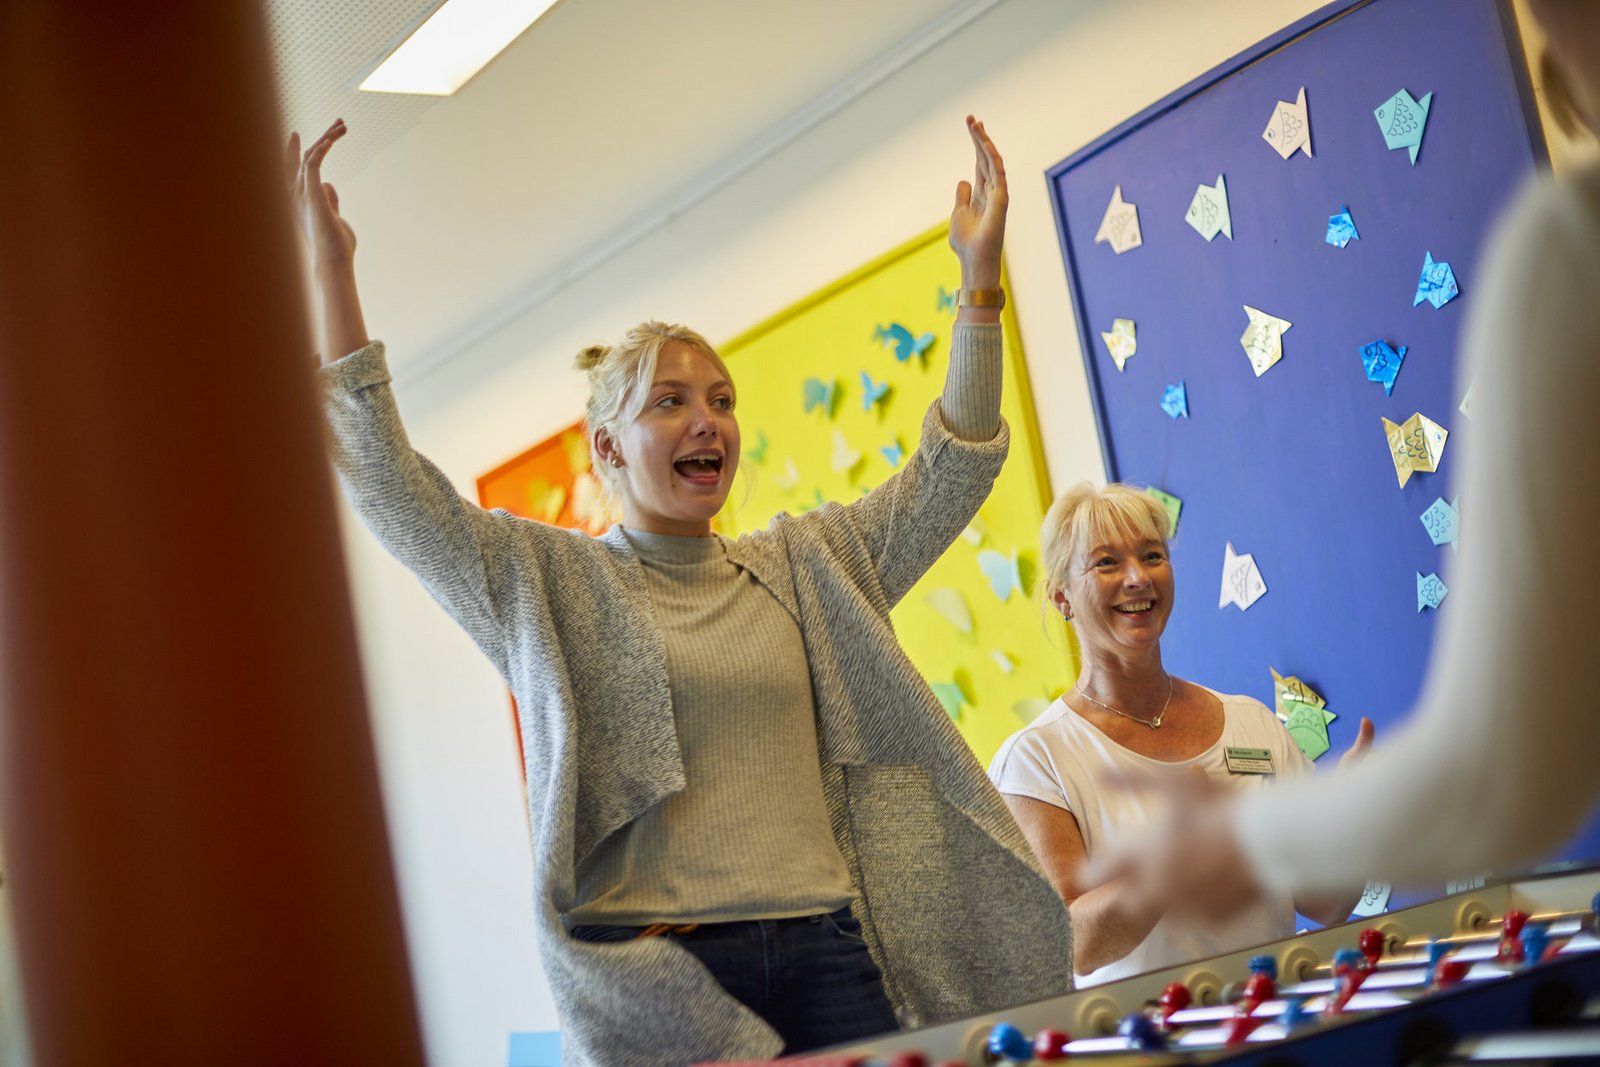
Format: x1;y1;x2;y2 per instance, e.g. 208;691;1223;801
988;482;1368;986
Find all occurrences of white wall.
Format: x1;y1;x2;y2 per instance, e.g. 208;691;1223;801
336;1;1565;1063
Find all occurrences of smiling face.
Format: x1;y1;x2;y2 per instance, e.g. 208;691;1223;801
1056;533;1175;664
599;340;739;537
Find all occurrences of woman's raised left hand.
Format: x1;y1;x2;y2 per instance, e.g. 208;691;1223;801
948;116;1007;290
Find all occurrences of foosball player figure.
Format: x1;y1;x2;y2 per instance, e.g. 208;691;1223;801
1357;927;1385;971
1117;1009;1169;1053
1497;908;1529;965
1237;955;1278;1016
1519;921;1551;967
1277;996;1312;1035
1429;958;1471;992
1156;981;1191;1031
1327;947;1368;1013
1423;940;1450;985
985;1023;1033;1064
1032;1028;1072;1062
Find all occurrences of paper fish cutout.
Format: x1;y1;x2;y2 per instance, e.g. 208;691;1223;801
525;479;567;524
879;439;904;468
859;371;891;412
936;286;957;313
1353;882;1393;918
1414;252;1459;309
1095;185;1142;254
772;457;801;493
831;429;863;474
1326;205;1359;248
1420;497;1460;551
560;428;592;473
977;548;1023;602
873;323;935;364
746;429;769;465
1283;698;1332;760
802;377;836;416
1161;381;1188;419
569;471;612;534
1383;412;1448;487
1185;174;1232;241
930;681;966;721
1459;379;1476;420
1014;697;1051;724
924;588;972;633
1101;317;1136;371
1375;88;1432;165
961;518;987;547
1145;487;1182;537
1270;668;1326;723
1360;340;1408;395
1240;305;1292;377
990;650;1016;675
1263;86;1312;159
1219;541;1268;611
1417;572;1448;612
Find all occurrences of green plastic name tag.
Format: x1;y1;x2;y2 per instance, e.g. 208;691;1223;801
1224;746;1276;775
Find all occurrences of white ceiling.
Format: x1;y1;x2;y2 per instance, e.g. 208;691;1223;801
267;0;1003;380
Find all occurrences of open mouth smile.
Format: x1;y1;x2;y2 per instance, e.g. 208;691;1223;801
673;451;724;486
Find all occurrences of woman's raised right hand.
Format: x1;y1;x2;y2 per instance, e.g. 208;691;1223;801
287;119;357;274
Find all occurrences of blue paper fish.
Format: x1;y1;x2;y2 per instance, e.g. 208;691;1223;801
1414;252;1459;309
873;323;935;364
1161;381;1188;419
1326;205;1359;248
802;377;836;416
1420;497;1460;552
977;548;1023;602
1375;88;1433;165
746;429;769;465
1360;340;1408;395
859;371;891;412
879;440;904;468
936;287;957;313
1417;572;1448;612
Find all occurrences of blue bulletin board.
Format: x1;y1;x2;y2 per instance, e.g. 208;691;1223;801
1046;0;1595;885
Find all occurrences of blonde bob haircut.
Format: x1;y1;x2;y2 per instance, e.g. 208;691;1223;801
1039;481;1172;601
574;320;732;495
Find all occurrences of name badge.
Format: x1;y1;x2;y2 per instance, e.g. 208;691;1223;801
1225;746;1276;775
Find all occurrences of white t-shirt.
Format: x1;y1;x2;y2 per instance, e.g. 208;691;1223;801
989;689;1312;986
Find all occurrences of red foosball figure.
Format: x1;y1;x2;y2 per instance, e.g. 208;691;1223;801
1157;981;1191;1031
1357;927;1385;971
1224;1014;1268;1047
1236;955;1278;1017
1327;948;1368;1013
1497;909;1530;965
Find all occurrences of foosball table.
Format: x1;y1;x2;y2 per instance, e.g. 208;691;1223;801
744;866;1600;1066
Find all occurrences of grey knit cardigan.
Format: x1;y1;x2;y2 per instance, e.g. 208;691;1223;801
322;340;1072;1067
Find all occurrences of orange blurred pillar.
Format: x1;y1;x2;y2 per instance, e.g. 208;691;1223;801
0;4;425;1063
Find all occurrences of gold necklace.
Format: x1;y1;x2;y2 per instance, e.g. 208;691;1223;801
1073;673;1175;730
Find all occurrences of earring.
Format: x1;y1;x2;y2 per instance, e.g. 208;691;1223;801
1062;606;1074;620
610;456;623;468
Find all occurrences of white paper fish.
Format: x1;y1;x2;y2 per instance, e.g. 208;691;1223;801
1262;86;1312;159
1239;305;1292;377
1185;174;1232;241
1219;542;1268;611
1095;185;1142;254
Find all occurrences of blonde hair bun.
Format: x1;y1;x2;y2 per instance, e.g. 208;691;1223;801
574;344;612;372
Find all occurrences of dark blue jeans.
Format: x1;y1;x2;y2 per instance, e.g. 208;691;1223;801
569;906;899;1055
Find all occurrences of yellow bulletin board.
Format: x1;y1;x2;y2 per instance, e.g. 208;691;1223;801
716;224;1075;765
